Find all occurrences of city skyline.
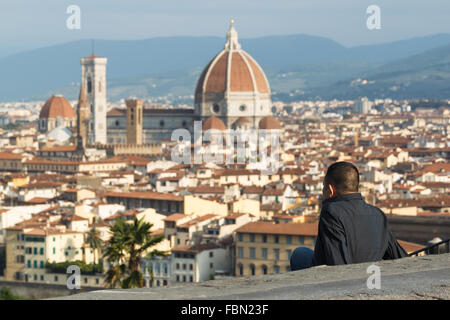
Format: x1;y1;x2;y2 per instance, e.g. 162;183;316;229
0;2;448;301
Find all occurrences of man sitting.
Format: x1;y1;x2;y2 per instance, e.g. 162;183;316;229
290;161;407;270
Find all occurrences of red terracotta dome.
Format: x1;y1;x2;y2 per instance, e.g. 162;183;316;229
202;116;226;131
39;95;75;119
195;21;270;100
258;116;282;130
235;117;250;124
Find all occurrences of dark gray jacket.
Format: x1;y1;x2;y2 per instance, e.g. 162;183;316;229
313;193;408;266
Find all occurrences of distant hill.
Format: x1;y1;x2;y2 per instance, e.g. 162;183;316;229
284;42;450;101
1;33;450;101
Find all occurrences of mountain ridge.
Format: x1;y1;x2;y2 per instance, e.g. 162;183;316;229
1;33;450;102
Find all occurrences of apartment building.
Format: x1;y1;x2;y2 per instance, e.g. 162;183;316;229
143;255;172;287
0;152;24;172
5;227;88;280
4;221;97;284
171;244;231;283
234;221;318;276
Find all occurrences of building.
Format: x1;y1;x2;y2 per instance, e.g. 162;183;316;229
81;54;108;145
76;80;90;150
24;158;127;174
104;191;184;215
4;224;96;283
143;255;172;287
195;19;273;129
9;134;35;148
37;20;281;148
0;152;24;172
105;20;280;143
126;99;143;145
38;95;76;133
0;205;53;243
171;243;231;283
234;221;318;276
353;97;372;114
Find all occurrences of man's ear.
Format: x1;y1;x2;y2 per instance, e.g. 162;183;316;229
328;184;336;197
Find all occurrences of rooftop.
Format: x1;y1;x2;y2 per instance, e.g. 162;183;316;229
235;221;318;236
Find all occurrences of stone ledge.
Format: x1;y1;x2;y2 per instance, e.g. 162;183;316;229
51;253;450;300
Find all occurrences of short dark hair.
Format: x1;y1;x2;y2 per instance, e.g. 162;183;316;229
324;161;359;193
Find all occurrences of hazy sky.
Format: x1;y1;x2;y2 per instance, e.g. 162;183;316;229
1;0;450;55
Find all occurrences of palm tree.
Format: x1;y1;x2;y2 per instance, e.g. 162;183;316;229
103;217;166;289
86;218;103;265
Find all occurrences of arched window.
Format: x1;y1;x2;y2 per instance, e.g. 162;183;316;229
237;263;243;276
160;120;165;127
87;77;92;93
262;265;267;275
213;104;220;113
274;265;280;274
250;263;255;276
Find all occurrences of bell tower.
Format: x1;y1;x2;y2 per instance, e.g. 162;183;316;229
126;99;143;145
80;54;107;145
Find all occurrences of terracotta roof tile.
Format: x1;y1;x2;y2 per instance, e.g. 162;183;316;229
235;221;318;236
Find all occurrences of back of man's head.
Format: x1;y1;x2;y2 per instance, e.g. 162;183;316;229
324;161;359;194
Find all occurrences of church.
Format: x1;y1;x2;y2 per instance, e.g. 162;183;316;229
105;20;280;144
39;20;281;147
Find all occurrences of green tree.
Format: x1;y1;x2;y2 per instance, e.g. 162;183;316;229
0;287;20;300
86;219;103;264
103;217;166;289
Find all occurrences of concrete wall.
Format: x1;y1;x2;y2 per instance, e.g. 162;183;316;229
53;253;450;300
0;280;102;299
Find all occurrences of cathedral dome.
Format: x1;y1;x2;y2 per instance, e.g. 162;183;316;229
235;117;249;124
232;117;251;130
258;116;282;130
195;20;270;100
39;95;75;120
202;116;226;131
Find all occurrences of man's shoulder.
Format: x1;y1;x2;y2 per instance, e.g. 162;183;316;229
322;197;354;213
322;197;385;218
366;203;388;218
321;201;345;220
